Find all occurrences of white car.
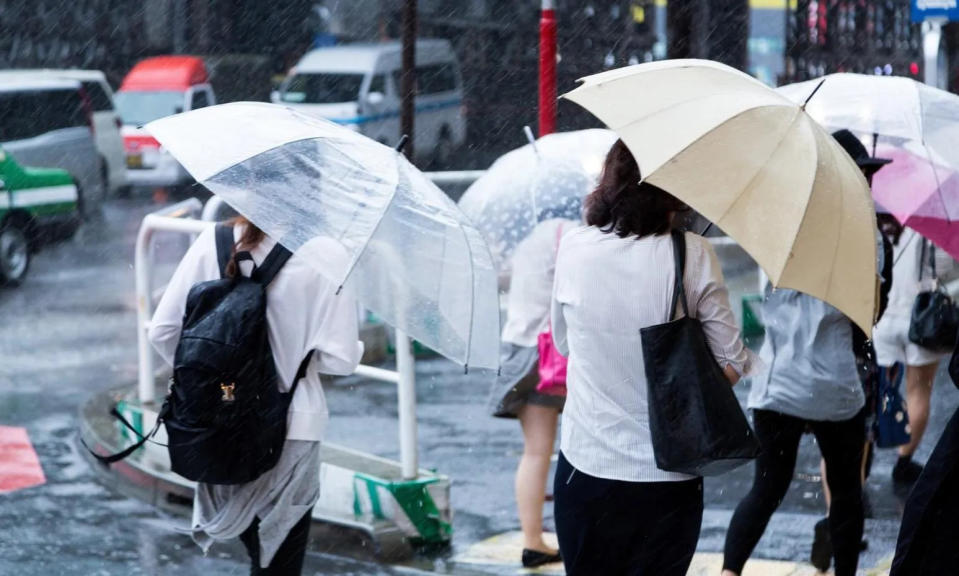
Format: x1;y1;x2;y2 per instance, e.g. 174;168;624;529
0;69;128;195
273;40;466;167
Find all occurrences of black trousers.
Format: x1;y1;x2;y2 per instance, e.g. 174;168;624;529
239;511;312;576
723;409;865;576
554;452;704;576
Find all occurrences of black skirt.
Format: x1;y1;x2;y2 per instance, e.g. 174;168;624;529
487;343;565;419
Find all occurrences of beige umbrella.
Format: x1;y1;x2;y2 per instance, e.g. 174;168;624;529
563;59;878;334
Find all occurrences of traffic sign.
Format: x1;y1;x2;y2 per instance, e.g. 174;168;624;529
912;0;959;22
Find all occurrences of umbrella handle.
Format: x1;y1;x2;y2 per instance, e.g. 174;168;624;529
395;134;410;153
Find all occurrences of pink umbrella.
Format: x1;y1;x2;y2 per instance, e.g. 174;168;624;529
871;143;959;261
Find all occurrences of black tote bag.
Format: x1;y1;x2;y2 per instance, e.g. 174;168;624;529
908;240;959;351
640;231;760;476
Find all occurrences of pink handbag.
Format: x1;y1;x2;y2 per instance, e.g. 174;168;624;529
536;329;568;395
536;223;568;396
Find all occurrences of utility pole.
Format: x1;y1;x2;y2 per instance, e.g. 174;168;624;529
400;0;417;161
666;0;700;59
539;0;557;137
707;0;749;71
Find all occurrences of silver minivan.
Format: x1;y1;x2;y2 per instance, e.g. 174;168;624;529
273;40;466;166
0;77;104;211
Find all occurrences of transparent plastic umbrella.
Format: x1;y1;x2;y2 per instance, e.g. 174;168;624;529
147;102;500;370
778;74;959;257
457;129;617;273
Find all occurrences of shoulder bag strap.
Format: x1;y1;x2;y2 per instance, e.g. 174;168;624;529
289;351;315;397
253;243;293;286
214;224;235;278
669;230;689;319
918;237;928;282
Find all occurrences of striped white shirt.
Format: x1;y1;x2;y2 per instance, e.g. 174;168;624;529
551;226;748;482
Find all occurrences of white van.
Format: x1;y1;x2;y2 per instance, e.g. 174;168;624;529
0;69;128;195
273;40;466;166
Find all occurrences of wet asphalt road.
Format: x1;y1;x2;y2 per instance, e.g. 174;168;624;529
1;195;957;574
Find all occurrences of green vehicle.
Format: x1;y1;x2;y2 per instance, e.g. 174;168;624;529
0;147;81;285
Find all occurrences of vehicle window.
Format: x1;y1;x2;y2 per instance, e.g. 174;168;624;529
368;74;386;96
44;89;88;130
280;73;364;104
114;91;185;125
0;89;86;142
417;64;457;95
82;81;114;112
191;90;210;110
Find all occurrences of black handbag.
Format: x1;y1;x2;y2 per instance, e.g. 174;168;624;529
908;239;959;352
641;231;760;476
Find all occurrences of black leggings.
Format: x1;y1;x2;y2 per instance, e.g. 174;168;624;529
723;409;865;576
239;511;312;576
554;453;703;576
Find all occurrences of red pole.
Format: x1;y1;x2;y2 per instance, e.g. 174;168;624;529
538;0;557;137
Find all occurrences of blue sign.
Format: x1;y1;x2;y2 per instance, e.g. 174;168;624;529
912;0;959;22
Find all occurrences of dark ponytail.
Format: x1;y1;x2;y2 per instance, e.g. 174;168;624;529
224;216;265;278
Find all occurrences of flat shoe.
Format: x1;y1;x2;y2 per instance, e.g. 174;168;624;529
522;548;562;568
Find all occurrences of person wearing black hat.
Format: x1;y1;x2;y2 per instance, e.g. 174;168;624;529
721;129;892;576
808;129;896;573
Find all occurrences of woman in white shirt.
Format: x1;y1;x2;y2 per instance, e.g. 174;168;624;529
149;217;362;575
488;218;570;568
872;224;957;484
550;140;747;575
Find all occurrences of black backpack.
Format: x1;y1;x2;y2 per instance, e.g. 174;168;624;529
87;224;311;484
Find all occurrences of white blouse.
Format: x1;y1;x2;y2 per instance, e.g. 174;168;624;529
551;226;748;482
149;225;364;442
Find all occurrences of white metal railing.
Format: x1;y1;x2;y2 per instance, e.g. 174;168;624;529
134;201;420;479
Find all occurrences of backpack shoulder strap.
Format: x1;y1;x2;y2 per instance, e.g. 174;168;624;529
252;243;293;286
289;351;315;397
214;224;235;279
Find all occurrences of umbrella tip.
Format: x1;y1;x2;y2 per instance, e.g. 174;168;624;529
523;125;541;158
335;285;343;296
394;134;410;153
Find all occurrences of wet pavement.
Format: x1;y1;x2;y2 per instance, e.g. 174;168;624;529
1;194;957;574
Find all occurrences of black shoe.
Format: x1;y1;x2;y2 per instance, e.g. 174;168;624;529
892;457;923;484
522;548;562;568
860;538;869;552
811;517;832;573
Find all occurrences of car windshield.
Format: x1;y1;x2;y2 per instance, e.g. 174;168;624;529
280;73;364;104
114;91;185;125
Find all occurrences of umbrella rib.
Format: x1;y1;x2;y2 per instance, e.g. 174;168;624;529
915;87;955;222
335;158;405;294
712;108;804;237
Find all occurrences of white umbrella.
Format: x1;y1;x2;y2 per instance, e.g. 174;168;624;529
563;59;878;333
147;102;500;370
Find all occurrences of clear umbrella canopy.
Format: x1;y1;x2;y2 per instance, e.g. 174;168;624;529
147;102;500;370
458;129;617;273
778;74;959;256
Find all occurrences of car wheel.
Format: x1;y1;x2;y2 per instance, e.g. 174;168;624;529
74;179;86;220
0;219;31;286
432;130;454;169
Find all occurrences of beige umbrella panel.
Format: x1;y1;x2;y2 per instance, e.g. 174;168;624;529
563;59;878;334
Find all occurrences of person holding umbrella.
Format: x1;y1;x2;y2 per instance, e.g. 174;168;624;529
722;130;891;576
550;140;749;575
488;217;571;568
872;220;956;484
149;217;363;574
